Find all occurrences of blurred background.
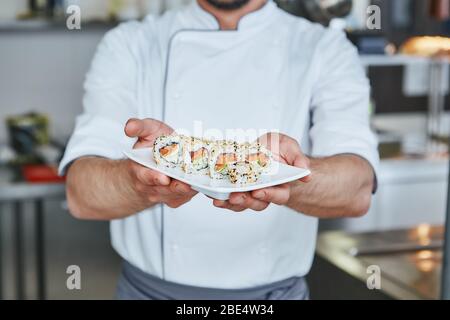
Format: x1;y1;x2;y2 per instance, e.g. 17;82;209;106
0;0;449;300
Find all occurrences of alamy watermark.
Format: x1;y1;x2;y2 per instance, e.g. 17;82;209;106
63;4;382;31
66;265;82;290
366;265;381;290
367;5;382;30
66;5;81;30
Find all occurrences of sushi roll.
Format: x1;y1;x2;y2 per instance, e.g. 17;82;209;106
209;141;243;180
153;134;185;168
242;142;273;174
228;161;262;185
182;137;212;175
151;134;275;185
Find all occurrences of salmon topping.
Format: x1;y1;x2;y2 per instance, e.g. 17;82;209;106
159;143;178;157
214;153;237;172
190;148;207;162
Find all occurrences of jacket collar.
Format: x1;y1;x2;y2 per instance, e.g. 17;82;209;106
184;0;278;31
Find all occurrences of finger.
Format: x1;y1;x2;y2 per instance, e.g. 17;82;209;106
145;184;196;205
246;199;270;211
300;175;312;183
279;140;305;167
292;155;312;182
225;204;247;212
124;118;147;137
257;132;278;151
169;180;197;196
251;184;290;205
156;186;178;196
228;193;269;212
135;166;171;186
228;192;249;206
292;152;310;170
134;182;159;196
158;188;197;203
213;200;246;213
165;197;193;209
258;133;309;168
213;199;228;208
125;118;173;139
229;193;270;211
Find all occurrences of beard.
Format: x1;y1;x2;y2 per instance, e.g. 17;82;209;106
205;0;251;10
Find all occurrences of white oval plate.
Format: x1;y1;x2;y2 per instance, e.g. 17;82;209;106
123;148;311;200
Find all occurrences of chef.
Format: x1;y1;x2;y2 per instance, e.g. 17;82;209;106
60;0;378;300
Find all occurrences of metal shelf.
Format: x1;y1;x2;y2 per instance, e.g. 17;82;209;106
360;54;432;67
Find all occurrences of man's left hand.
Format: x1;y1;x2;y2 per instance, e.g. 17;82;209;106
213;133;311;212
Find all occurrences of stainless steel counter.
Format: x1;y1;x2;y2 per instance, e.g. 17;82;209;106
0;166;66;300
0;167;65;201
316;226;443;300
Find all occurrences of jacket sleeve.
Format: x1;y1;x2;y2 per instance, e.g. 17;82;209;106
59;22;140;175
309;28;379;180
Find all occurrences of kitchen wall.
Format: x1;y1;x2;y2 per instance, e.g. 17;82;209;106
0;0;194;145
0;0;27;21
0;29;106;145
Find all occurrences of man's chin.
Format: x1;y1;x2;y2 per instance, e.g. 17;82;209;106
205;0;251;10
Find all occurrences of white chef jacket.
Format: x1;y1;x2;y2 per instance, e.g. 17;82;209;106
60;0;378;289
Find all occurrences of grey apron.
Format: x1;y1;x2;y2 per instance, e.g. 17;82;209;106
116;260;309;300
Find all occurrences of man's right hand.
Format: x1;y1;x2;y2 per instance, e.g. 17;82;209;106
124;118;198;209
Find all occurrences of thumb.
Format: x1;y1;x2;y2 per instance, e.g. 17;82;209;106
125;118;173;139
293;153;310;169
293;154;312;183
